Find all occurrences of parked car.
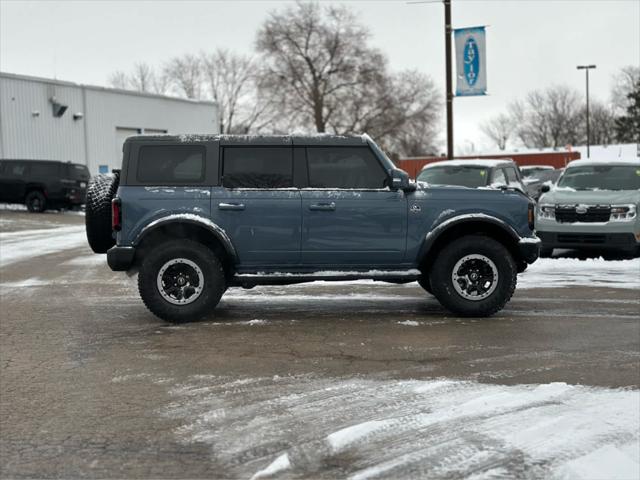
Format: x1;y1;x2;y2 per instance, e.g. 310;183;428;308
520;165;555;179
416;159;527;194
536;158;640;257
0;159;90;212
522;169;563;201
84;134;539;322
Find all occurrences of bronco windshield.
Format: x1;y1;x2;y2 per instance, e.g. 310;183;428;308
557;165;640;191
417;166;489;188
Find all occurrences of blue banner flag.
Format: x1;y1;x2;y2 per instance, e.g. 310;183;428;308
454;26;487;96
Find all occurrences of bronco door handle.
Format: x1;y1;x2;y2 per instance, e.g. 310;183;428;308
218;202;245;211
309;202;336;211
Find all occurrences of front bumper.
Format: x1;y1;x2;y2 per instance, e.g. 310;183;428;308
537;231;639;252
107;246;135;271
517;237;541;264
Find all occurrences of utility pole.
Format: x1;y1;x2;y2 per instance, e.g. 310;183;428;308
577;64;596;158
444;0;454;159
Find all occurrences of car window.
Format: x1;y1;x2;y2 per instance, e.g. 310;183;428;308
137;145;205;184
491;169;507;185
6;163;28;177
307;147;387;189
68;164;90;181
505;167;520;185
557;165;640;191
30;163;60;177
417;166;489;188
222;147;293;188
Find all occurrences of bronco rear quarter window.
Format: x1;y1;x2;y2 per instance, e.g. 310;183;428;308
137;145;205;184
222;147;293;188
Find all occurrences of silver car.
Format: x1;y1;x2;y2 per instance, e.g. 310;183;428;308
536;158;640;256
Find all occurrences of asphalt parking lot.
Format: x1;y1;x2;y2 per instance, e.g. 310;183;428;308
1;209;639;479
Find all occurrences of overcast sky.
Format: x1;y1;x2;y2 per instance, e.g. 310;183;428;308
1;0;639;153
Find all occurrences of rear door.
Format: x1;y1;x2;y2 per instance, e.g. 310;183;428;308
300;146;407;266
211;144;301;267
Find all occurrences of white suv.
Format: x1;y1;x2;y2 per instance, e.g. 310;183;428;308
536;158;640;257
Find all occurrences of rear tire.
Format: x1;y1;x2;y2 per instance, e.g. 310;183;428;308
25;191;46;213
138;240;226;323
429;235;517;317
85;173;119;253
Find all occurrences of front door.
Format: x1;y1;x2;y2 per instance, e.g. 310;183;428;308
211;145;301;267
300;146;407;266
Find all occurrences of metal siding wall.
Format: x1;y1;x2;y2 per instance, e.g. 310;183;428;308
85;90;218;174
1;74;219;175
0;76;85;162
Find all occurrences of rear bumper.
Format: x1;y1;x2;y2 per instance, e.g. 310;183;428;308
538;231;639;252
107;246;135;271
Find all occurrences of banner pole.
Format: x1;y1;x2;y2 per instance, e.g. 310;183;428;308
444;0;454;159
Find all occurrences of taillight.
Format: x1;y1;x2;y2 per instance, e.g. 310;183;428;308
112;198;122;231
528;203;535;230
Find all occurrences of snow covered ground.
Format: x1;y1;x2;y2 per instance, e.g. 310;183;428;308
519;257;640;290
0;225;87;268
158;374;640;480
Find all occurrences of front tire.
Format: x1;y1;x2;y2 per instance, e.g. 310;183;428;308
429;235;517;317
25;191;46;212
138;240;226;323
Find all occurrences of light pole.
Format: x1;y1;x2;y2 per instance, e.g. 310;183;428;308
577;64;596;158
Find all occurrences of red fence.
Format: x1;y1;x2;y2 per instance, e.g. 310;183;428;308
398;151;581;179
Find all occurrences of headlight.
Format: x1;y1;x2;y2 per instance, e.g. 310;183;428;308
610;204;637;221
537;204;555;220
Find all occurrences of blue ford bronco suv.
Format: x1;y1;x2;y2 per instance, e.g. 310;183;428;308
85;134;540;322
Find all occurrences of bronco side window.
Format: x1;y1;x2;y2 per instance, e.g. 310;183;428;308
137;145;205;184
306;147;387;189
222;147;293;188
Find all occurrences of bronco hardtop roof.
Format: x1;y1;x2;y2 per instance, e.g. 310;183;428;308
125;133;370;147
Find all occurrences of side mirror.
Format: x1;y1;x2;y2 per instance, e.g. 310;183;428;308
540;184;551;193
389;169;416;192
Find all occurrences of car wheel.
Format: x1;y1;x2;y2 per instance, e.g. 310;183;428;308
429;235;517;317
417;276;433;295
138;240;226;323
85;173;119;253
25;191;46;213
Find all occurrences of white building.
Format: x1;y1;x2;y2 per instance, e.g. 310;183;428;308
0;72;218;174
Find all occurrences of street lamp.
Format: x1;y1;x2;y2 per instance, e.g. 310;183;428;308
577;64;596;158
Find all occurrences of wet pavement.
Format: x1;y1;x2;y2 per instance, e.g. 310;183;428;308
1;209;639;479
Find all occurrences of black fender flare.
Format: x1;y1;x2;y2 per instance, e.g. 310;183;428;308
133;215;238;264
417;213;522;264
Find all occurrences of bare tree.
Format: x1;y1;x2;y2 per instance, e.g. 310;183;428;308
108;71;130;90
480;113;513;150
611;65;640;114
164;54;203;99
256;2;439;156
256;2;383;133
128;62;155;93
509;85;583;148
587;100;617;145
108;63;168;95
201;49;275;133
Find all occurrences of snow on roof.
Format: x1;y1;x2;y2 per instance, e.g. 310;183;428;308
566;158;640;168
421;158;514;170
520;165;555;170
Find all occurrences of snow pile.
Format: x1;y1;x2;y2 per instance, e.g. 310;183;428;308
163;375;640;479
519;257;640;289
0;226;87;267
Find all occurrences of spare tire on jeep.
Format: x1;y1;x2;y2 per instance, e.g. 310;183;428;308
85;172;119;254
